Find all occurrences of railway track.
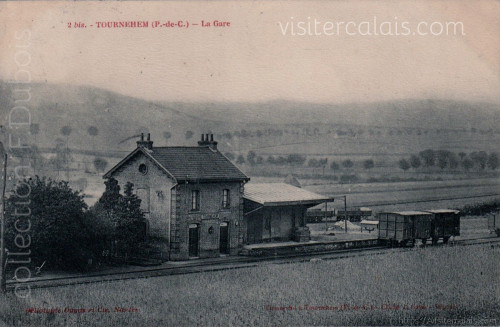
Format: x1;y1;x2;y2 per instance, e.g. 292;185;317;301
6;236;500;291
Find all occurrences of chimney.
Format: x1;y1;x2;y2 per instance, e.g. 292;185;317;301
137;132;154;150
198;133;218;150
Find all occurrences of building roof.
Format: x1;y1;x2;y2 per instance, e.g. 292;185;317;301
104;146;249;182
284;174;301;188
244;183;330;206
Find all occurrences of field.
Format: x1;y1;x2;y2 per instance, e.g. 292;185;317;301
297;177;500;213
1;244;498;326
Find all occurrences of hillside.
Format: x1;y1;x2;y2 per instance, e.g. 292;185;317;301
1;81;499;158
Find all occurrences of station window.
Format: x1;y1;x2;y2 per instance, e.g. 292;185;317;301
222;189;230;208
191;190;200;211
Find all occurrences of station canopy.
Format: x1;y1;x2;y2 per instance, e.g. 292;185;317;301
244;183;331;206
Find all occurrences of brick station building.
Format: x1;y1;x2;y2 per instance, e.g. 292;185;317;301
103;133;249;260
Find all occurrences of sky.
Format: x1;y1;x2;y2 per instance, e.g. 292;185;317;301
0;1;499;104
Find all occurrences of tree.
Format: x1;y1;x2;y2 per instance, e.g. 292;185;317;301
419;149;435;167
87;126;98;136
470;151;488;170
94;157;108;172
437;150;449;169
61;125;72;137
458;152;467;160
236;155;245;164
462;158;474;171
247;151;257;166
342;159;354;169
87;126;99;151
399;159;410;172
308;158;319;168
448;152;459;169
5;177;91;270
185;130;194;140
163;131;172;143
330;161;339;171
363;159;375;170
92;179;145;255
287;154;307;166
409;155;421;169
487;152;499;170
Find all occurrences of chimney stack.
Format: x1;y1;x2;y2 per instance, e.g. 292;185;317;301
198;133;218;150
137;132;153;150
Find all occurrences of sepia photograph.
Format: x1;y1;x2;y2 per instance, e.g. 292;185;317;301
0;1;499;326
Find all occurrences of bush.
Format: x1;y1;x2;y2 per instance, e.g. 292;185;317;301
5;176;92;270
460;199;500;216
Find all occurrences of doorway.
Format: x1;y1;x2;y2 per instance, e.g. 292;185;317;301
188;224;199;257
219;222;229;255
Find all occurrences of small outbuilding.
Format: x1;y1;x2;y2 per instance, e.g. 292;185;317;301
243;183;331;244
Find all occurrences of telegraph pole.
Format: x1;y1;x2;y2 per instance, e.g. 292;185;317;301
0;147;7;293
323;165;327;231
344;195;347;233
324;200;328;231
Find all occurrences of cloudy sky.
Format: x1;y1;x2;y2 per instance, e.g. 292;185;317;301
0;1;499;104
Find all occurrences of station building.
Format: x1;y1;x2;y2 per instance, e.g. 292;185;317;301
104;134;330;260
103;133;249;260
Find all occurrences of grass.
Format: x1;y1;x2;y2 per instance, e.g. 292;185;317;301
1;244;499;326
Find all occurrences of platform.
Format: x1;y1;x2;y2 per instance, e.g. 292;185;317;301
240;236;379;257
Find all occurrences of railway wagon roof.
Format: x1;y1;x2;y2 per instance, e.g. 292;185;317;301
425;209;460;214
361;220;379;225
386;211;433;216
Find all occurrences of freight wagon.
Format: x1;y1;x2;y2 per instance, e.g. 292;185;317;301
337;207;372;222
306;208;335;223
488;214;500;236
378;211;432;246
425;209;460;244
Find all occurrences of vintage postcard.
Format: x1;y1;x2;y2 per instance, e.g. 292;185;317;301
0;1;499;326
